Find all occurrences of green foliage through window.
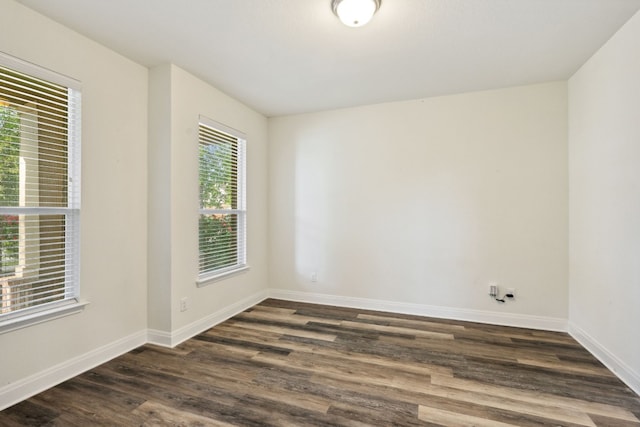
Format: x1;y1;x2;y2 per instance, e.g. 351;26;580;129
0;105;20;274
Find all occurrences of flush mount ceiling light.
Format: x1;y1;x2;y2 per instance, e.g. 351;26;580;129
331;0;381;27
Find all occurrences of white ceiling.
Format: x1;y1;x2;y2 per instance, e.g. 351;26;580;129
15;0;640;117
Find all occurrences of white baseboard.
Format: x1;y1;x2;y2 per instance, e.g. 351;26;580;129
0;330;147;411
569;322;640;396
147;289;270;348
147;328;173;347
268;289;568;332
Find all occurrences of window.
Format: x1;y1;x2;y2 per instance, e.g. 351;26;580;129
0;53;81;330
197;116;246;283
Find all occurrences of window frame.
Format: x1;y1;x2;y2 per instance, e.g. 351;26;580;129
0;52;84;333
196;115;248;287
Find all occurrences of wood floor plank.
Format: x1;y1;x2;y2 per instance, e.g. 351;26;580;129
2;298;639;426
262;350;432;392
587;413;640;427
356;313;467;332
418;405;519;427
0;399;59;427
240;306;343;326
131;400;237;427
309;365;598;427
431;374;640;422
224;317;338;342
215;320;456;380
517;356;618;378
339;319;455;340
27;378;146;426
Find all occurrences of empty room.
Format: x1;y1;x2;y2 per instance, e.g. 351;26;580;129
1;0;639;425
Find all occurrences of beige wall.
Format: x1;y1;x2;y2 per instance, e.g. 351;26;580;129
147;64;173;332
269;82;568;321
148;64;269;338
568;10;640;392
0;0;148;385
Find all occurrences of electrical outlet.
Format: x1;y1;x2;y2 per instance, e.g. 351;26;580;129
311;272;318;282
506;288;516;299
180;297;188;312
489;284;498;297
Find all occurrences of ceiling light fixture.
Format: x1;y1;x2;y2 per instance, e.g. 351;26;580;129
331;0;381;28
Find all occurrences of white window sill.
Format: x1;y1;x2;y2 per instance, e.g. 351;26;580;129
0;299;89;334
196;265;250;288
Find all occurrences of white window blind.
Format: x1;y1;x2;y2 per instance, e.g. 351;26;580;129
0;53;81;324
198;117;246;280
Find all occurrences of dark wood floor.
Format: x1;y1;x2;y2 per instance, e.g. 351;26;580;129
2;299;639;426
